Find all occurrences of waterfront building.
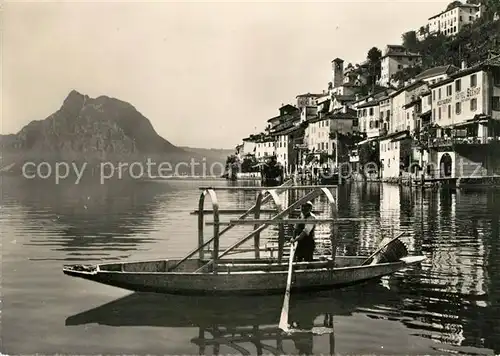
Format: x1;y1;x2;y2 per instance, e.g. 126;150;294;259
379;130;412;180
241;136;258;156
254;135;276;161
389;80;429;134
303;107;358;172
426;55;500;181
427;3;484;37
378;45;422;88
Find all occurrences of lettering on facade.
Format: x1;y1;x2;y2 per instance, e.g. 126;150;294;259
455;86;481;102
437;98;452;106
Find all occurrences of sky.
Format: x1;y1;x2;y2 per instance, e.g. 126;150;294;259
2;0;450;149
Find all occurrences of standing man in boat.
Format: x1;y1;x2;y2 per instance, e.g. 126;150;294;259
290;201;316;262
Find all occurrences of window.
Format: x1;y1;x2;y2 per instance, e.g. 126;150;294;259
493;68;500;86
455;79;461;92
447;85;452;96
439;107;442;120
470;98;477;111
448;104;451;118
493;96;500;111
471;74;477;87
433;108;436;120
438;88;442;100
428;95;432;105
433;90;436;101
369;107;374;116
456;102;462;114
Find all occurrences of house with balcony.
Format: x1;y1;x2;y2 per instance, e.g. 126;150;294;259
375;80;429;181
267;104;300;132
389;80;429;134
303;107;358;175
254;135;276;161
426;54;500;181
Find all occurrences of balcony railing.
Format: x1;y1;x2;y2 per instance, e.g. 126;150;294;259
428;136;500;147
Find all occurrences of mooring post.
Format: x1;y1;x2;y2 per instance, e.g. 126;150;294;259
254;191;262;259
198;192;206;261
212;203;220;275
198;328;205;355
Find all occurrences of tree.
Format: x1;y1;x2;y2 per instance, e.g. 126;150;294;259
402;31;419;52
446;0;463;11
366;47;382;89
367;47;382;63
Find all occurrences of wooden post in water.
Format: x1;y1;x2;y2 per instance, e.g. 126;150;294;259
198;192;205;261
212;205;220;275
254;191;262;259
198;328;205;355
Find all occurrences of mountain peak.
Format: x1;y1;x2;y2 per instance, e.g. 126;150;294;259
2;91;183;157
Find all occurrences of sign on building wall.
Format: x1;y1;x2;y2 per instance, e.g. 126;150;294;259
437;98;452;106
455;86;481;102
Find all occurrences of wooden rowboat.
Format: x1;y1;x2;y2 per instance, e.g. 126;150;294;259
63;182;426;295
62;255;424;295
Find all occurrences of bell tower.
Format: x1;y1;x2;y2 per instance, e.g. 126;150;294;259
331;58;344;89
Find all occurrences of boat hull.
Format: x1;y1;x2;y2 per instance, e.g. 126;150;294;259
63;256;425;296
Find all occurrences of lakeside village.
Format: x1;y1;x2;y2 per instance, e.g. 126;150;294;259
225;1;500;188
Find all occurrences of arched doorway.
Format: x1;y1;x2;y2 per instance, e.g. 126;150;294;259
440;153;453;178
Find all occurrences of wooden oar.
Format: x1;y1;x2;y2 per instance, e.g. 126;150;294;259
360;231;406;266
278;241;297;333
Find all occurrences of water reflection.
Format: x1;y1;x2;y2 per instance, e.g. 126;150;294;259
2;177;500;354
0;177;174;260
66;282;400;356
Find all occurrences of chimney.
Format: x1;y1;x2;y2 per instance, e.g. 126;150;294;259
461;60;467;70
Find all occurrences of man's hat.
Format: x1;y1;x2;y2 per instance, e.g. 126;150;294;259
302;201;313;208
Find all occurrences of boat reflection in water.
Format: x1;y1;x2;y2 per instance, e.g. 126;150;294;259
66;281;401;355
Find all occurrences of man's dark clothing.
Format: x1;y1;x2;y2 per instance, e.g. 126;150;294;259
293;212;316;262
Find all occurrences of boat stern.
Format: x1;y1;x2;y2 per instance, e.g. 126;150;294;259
63;264;99;278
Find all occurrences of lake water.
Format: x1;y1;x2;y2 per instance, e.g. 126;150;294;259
1;176;499;355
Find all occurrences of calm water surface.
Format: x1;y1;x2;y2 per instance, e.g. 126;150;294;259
1;177;499;355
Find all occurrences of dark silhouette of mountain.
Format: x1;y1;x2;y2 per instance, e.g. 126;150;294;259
1;90;182;157
0;90;230;176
